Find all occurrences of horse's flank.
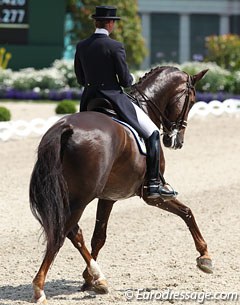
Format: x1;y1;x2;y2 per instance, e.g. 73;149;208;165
60;111;146;202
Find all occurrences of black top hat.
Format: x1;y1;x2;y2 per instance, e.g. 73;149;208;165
91;6;121;20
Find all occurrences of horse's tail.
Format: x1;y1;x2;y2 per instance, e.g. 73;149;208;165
29;122;74;254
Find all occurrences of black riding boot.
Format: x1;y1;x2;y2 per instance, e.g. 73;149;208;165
146;130;178;200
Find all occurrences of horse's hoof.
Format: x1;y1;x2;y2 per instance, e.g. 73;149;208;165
196;257;213;274
32;294;48;304
32;284;47;304
93;279;109;294
81;280;109;294
37;298;47;304
81;282;93;292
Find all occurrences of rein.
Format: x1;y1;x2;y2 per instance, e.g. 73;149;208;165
133;75;194;134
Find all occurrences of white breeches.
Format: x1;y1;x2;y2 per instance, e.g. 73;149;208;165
131;102;159;138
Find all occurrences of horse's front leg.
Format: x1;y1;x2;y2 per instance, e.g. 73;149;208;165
145;197;213;274
82;199;115;294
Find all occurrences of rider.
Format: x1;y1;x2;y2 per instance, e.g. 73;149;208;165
74;5;177;200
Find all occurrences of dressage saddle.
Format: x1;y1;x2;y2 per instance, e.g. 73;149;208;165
87;98;118;117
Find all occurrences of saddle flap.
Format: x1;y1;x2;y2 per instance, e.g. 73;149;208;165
112;118;147;155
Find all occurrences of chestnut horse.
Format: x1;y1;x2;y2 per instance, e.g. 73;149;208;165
30;66;212;303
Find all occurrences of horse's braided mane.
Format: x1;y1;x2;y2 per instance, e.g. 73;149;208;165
130;66;180;96
134;65;180;87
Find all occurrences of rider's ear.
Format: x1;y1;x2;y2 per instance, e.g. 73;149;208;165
192;69;209;85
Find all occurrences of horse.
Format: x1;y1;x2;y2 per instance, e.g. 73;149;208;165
29;66;213;303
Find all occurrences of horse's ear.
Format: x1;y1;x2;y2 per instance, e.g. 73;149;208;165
192;69;209;85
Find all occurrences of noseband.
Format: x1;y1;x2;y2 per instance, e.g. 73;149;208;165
133;75;195;135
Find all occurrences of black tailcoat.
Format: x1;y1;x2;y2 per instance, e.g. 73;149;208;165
74;33;147;138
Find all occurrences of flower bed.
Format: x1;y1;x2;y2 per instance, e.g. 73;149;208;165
0;60;239;102
0;87;82;101
196;92;240;103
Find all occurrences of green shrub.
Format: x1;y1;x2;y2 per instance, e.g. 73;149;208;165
55;100;77;114
0;106;11;121
225;71;240;94
181;61;230;92
205;34;240;72
224;73;240;94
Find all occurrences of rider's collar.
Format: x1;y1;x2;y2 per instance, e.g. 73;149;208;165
95;28;109;36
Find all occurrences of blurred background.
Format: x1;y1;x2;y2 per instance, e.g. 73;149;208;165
0;0;240;102
0;0;239;70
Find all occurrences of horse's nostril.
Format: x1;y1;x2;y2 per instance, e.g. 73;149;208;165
163;136;171;147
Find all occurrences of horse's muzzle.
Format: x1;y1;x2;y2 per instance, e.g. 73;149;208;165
163;131;183;150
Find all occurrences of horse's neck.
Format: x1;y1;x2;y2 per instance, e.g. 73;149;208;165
133;80;169;128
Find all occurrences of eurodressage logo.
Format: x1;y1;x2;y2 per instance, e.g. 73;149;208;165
123;288;240;303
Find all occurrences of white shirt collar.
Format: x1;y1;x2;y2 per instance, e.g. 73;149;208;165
95;28;109;36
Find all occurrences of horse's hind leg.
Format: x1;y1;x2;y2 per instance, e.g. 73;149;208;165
32;245;60;303
32;208;82;303
67;223;107;293
81;199;115;293
32;205;84;303
145;197;213;273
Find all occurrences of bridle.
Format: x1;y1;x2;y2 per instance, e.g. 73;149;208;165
132;74;195;135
